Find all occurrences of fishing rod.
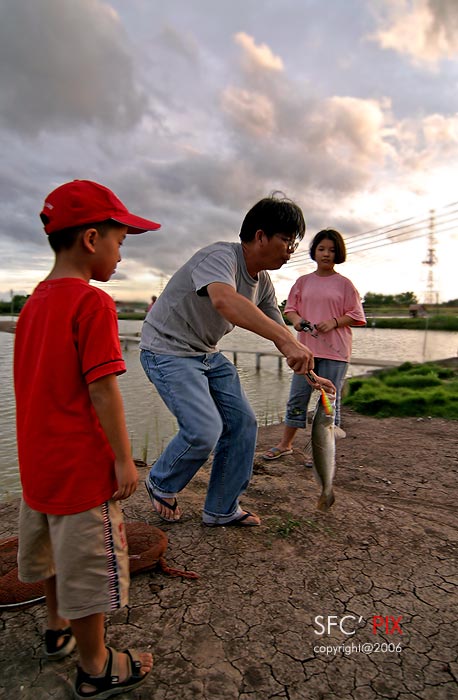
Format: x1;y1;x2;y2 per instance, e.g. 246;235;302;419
299;319;347;361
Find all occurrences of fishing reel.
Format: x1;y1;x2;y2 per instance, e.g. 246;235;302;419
298;319;318;336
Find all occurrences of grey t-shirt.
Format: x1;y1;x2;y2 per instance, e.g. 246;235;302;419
140;241;284;356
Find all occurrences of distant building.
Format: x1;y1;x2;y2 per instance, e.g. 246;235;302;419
408;304;427;318
115;301;148;314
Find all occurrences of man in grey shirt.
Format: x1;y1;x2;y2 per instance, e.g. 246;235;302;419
140;194;334;526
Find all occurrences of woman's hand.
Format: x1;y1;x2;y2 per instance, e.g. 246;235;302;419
315;318;338;333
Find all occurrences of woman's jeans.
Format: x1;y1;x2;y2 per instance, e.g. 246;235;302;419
140;350;257;523
285;358;348;428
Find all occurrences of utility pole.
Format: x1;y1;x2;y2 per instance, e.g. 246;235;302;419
422;210;438;305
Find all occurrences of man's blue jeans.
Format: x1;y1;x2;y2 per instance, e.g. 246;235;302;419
140;350;258;524
285;358;348;428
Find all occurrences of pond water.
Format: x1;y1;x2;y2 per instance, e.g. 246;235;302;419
1;321;457;500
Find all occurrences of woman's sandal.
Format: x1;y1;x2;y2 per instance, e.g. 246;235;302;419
262;447;293;460
44;627;76;660
74;646;151;699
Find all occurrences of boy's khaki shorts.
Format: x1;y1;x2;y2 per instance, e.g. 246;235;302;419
18;499;129;620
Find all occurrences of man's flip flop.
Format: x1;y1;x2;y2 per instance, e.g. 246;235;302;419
204;511;260;527
262;447;293;460
145;480;180;522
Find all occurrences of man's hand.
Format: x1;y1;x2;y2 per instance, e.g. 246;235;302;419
112;458;139;501
275;335;314;374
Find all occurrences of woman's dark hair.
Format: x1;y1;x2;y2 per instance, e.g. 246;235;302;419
239;192;306;243
310;229;346;264
47;220;120;253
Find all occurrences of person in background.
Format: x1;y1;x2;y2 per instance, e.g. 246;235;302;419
140;193;335;527
14;180;160;699
147;295;157;312
263;228;365;461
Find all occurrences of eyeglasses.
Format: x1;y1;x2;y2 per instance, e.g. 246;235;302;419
275;234;299;252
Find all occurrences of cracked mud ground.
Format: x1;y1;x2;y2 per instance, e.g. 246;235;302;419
0;409;457;699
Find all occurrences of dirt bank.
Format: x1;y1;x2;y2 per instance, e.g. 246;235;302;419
0;409;457;699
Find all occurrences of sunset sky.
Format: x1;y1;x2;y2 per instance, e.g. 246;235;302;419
0;0;457;304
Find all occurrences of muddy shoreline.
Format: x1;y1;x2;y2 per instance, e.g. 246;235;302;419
1;409;457;698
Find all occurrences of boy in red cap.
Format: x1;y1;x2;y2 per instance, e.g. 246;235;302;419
14;180;160;699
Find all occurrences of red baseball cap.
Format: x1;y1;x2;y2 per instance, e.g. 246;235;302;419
40;179;161;235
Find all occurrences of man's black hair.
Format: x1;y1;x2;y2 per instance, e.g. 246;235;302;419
239;192;306;243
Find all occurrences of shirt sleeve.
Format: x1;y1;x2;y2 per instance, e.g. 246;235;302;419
284;278;303;315
77;302;126;384
257;272;285;325
343;280;366;326
191;248;237;294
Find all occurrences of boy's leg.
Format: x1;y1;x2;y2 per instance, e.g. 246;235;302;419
53;502;152;691
17;500;75;658
43;576;75;657
140;351;225;515
201;353;259;524
71;613;152;694
69;613;106;675
44;576;69;630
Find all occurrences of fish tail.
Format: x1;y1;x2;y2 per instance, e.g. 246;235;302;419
317;489;335;512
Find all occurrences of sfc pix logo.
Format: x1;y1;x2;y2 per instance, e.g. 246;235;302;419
313;614;403;636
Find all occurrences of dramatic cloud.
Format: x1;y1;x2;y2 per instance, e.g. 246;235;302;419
221;88;277;137
0;0;144;135
221;34;395;198
394;111;458;170
373;0;458;65
0;1;456;302
234;32;284;72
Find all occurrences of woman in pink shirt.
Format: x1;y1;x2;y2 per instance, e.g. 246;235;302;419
263;229;366;460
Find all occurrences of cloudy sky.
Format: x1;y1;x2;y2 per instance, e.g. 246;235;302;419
0;0;457;305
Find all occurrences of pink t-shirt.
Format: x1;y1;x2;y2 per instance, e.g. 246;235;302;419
284;272;366;362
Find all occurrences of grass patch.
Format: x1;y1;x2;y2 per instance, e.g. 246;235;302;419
265;515;335;539
367;314;458;331
266;516;302;538
344;361;458;418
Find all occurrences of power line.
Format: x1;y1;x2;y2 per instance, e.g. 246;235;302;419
287;202;457;270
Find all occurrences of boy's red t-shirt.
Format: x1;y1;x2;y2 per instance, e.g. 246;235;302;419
14;278;126;515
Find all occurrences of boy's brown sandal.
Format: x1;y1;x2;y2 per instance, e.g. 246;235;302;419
74;646;151;699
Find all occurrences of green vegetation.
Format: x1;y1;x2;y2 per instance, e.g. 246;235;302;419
364;291;418;306
0;294;28;315
343;361;458;419
366;315;458;331
265;515;335;539
269;516;302;538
